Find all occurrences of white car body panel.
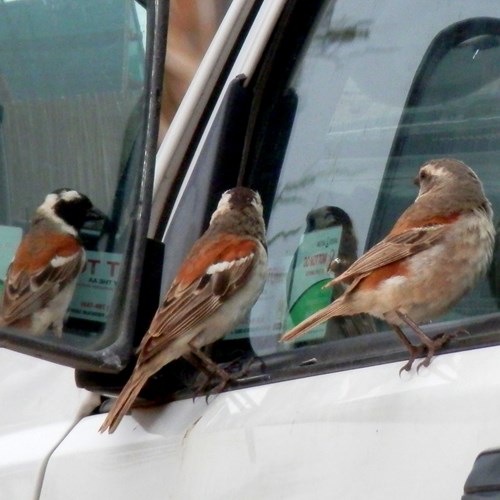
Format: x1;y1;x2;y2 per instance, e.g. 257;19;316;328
41;346;500;499
0;350;96;498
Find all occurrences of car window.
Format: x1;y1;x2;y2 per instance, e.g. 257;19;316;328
241;0;500;357
162;0;500;393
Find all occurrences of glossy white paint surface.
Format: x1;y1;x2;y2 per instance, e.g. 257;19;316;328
41;346;500;499
0;349;97;498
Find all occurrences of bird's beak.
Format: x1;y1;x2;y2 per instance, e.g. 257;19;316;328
81;206;109;247
413;175;420;187
85;206;107;222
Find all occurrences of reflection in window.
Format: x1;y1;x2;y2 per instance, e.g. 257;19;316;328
370;17;500;320
0;0;146;342
245;1;500;356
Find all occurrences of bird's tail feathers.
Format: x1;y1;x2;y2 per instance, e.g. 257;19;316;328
99;371;149;434
280;299;352;342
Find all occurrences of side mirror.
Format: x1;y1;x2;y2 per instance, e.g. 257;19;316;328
0;0;168;371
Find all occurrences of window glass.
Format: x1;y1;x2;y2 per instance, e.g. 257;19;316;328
162;0;500;392
245;0;500;358
0;0;147;346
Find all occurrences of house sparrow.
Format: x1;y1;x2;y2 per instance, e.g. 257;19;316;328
0;188;103;336
281;159;495;372
99;187;267;433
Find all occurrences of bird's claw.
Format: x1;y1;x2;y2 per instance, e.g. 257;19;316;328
416;356;431;373
399;344;425;375
431;330;459;346
398;361;412;375
401;330;460;374
192;356;256;401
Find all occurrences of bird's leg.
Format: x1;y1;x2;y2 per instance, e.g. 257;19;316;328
187;344;232;399
395;311;456;371
389;324;425;374
206;355;257;396
182;352;213;377
187;344;257;399
188;345;232;383
182;352;220;401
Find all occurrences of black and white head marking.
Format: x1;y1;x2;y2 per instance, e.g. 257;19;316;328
37;188;96;235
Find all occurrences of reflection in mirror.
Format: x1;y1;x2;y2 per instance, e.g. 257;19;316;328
0;0;148;347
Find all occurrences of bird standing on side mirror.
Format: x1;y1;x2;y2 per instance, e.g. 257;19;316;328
99;187;267;434
0;188;103;336
281;159;495;372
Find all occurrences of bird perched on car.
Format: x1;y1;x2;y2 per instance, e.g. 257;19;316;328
0;188;103;336
99;187;267;433
281;158;495;372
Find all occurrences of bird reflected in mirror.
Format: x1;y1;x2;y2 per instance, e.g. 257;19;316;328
99;187;267;434
0;188;104;336
281;159;495;372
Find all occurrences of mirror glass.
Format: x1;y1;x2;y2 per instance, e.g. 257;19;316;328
0;0;148;349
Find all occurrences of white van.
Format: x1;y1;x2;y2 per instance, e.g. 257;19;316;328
1;1;500;498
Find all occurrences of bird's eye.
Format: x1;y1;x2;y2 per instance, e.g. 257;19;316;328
414;169;431;186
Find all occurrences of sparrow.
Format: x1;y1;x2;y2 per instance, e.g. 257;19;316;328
99;187;267;433
281;159;495;372
0;188;103;336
